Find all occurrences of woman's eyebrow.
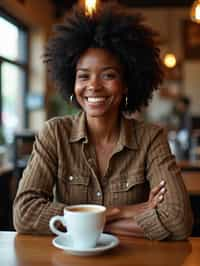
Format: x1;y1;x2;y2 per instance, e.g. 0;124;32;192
76;68;89;72
101;66;121;72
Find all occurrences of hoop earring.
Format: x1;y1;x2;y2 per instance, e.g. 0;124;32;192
125;96;128;107
70;94;74;103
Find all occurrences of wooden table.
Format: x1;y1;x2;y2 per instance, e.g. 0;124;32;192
182;171;200;195
1;231;200;266
181;172;200;236
178;160;200;171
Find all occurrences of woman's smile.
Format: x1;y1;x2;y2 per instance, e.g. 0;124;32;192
86;96;108;103
85;96;113;107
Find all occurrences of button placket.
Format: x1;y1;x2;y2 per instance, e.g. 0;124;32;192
82;143;103;203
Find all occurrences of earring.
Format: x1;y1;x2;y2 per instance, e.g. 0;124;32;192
70;94;74;102
125;96;128;107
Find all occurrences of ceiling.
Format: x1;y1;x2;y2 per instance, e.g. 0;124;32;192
51;0;195;18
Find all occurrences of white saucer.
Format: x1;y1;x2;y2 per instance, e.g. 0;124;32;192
52;233;119;256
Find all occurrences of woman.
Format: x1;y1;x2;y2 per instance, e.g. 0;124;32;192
13;3;193;240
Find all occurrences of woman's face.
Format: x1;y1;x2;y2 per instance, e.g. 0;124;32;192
74;48;126;119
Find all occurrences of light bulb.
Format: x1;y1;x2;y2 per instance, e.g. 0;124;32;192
85;0;97;17
163;53;177;68
190;0;200;24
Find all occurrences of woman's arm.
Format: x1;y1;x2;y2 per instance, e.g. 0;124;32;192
105;181;166;237
142;128;193;240
105;128;193;240
13;121;65;234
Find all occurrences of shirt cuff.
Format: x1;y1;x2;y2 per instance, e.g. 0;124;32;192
33;202;66;234
134;208;170;240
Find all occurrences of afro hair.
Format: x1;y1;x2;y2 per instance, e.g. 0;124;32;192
44;2;164;112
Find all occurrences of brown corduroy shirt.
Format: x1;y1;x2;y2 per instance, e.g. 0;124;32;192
13;111;193;240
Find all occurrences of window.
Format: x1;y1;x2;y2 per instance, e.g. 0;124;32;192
0;10;29;143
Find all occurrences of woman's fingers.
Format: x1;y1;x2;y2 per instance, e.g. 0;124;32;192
154;187;166;203
105;207;121;222
149;181;166;208
106;181;167;221
149;180;165;201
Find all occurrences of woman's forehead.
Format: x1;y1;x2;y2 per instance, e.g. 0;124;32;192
76;48;123;71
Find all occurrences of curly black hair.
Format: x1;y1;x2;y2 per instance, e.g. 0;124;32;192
44;2;163;112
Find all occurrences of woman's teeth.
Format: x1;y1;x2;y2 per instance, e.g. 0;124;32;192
87;97;107;103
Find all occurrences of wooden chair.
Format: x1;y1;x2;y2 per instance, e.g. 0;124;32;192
13;130;35;183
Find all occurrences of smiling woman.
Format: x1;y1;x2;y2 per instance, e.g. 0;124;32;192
13;2;193;240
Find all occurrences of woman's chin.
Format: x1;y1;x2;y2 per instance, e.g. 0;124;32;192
84;108;110;118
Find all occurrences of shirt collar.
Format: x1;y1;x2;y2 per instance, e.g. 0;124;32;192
118;114;139;150
69;112;88;143
69;112;139;150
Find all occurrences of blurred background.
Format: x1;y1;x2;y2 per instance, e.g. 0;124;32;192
0;0;200;234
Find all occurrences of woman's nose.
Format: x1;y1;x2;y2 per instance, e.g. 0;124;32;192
88;77;101;91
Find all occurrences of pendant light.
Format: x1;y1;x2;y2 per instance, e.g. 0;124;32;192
190;0;200;24
163;8;177;69
85;0;98;17
163;53;177;68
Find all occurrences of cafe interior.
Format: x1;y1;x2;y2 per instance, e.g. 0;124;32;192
0;0;200;238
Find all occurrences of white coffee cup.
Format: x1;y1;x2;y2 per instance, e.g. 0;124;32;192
49;204;106;249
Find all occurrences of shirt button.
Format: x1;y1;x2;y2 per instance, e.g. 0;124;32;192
69;176;74;181
96;191;102;197
88;158;93;164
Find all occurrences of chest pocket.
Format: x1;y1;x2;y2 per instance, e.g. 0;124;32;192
108;171;148;206
57;175;90;205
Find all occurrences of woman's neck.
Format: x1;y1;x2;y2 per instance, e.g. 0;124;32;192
86;114;120;146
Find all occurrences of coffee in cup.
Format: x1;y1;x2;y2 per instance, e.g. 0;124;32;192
49;204;106;249
68;206;101;212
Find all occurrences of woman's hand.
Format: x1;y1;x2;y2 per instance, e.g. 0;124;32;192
109;180;166;220
147;180;166;209
104;180;167;237
105;207;121;223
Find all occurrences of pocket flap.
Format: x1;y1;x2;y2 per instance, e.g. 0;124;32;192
59;175;90;186
111;172;145;192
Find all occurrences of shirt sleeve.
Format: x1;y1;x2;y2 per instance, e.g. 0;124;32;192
134;127;193;240
13;121;66;235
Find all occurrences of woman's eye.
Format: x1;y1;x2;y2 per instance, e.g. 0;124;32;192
102;72;117;79
76;73;89;80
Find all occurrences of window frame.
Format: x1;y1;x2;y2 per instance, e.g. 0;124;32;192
0;8;29;130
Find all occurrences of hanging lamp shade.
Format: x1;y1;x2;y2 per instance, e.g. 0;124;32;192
190;0;200;24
